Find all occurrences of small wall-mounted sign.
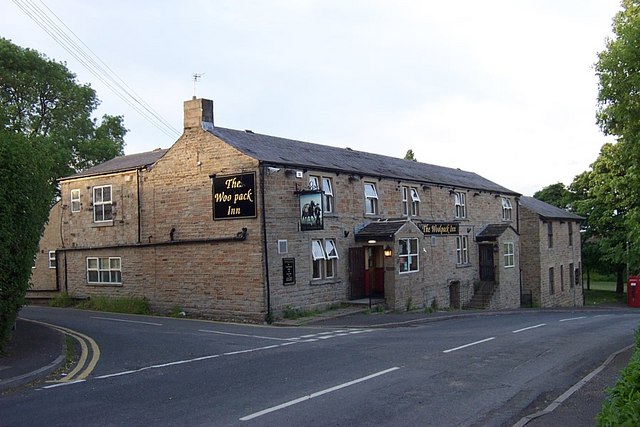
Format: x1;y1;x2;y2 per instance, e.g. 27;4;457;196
212;172;257;220
419;222;459;235
283;258;296;286
299;190;323;231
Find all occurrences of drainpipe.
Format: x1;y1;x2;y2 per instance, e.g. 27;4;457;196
260;163;272;322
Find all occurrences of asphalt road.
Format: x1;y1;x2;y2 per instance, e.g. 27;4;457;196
2;306;639;427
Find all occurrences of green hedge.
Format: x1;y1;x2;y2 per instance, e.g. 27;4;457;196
597;328;640;426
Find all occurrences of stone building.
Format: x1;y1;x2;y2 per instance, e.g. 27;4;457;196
29;97;525;321
519;196;584;307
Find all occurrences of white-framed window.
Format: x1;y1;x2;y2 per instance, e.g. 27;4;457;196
311;239;339;280
501;197;512;221
456;236;469;265
70;189;81;213
399;238;419;273
454;192;466;219
278;240;288;254
48;251;56;269
310;176;334;213
401;187;420;217
503;242;514;268
87;257;122;284
93;185;113;222
322;177;334;213
364;182;379;215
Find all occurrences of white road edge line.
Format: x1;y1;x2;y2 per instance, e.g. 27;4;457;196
512;324;546;333
239;367;401;421
443;337;496;353
559;316;587;322
199;329;297;341
91;316;163;326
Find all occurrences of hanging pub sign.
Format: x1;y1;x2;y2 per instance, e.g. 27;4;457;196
299;190;324;231
419;222;460;235
211;172;257;220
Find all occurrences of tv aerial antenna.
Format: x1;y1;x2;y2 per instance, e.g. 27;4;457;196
192;73;205;97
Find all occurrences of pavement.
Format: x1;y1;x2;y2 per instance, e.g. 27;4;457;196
0;306;636;426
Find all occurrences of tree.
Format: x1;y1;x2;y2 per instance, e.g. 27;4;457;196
0;132;55;349
404;149;417;161
0;38;127;350
533;183;573;209
0;37;127;178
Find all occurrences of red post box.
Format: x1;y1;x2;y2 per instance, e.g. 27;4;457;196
628;276;640;307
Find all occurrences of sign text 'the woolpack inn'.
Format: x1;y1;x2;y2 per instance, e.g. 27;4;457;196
419;222;460;235
211;172;257;220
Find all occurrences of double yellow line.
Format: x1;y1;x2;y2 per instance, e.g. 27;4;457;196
26;319;100;383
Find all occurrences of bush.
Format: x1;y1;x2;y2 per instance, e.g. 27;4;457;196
77;296;150;315
49;292;75;308
597;329;640;426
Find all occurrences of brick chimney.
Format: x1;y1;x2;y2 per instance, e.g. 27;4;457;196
183;97;214;130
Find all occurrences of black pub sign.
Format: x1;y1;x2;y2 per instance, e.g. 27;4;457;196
419;222;460;235
212;172;257;220
283;258;296;286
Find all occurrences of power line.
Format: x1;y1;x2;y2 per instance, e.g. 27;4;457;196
12;0;182;140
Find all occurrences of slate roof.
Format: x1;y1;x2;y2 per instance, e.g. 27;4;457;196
354;221;411;242
476;223;512;242
209;127;519;195
61;149;169;180
519;196;584;221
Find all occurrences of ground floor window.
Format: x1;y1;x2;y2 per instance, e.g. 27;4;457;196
311;239;339;280
87;257;122;284
399;238;419;273
503;242;514;268
456;236;469;265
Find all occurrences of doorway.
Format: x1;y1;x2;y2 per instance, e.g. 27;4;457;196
349;246;385;299
479;244;495;282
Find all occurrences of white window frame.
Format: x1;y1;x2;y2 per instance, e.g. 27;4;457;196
401;187;409;216
501;197;512;221
311;239;339;280
322;177;334;214
456;236;469;265
503;242;514;268
364;182;379;215
309;176;320;191
70;189;81;213
93;185;113;222
48;251;56;269
410;187;420;216
87;256;122;284
399;238;419;273
454;192;466;219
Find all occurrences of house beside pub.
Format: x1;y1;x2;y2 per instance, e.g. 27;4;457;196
29;97;526;321
519;196;584;307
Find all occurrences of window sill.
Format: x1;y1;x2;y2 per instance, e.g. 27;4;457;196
87;282;123;287
309;278;342;286
91;220;114;227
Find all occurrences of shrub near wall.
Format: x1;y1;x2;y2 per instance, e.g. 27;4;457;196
597;328;640;426
0;133;54;351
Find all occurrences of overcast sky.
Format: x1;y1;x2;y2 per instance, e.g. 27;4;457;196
4;0;621;196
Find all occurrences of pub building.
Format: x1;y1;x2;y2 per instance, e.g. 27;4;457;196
28;97;581;321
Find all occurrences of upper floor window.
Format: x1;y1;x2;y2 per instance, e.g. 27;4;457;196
309;176;334;213
501;197;512;221
456;236;469;265
399;238;419;273
93;185;113;222
48;251;56;269
402;186;420;217
568;222;573;247
503;242;514;268
547;222;553;248
454;192;466;219
364;182;379;215
71;189;81;213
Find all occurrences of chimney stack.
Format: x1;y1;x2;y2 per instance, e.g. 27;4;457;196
183;98;214;130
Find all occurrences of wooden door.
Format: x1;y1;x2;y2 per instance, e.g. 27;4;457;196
479;244;495;282
349;247;366;299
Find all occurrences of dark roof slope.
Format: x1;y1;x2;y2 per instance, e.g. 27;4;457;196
354;221;410;242
476;223;512;242
209;127;518;195
519;196;584;221
62;149;168;180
